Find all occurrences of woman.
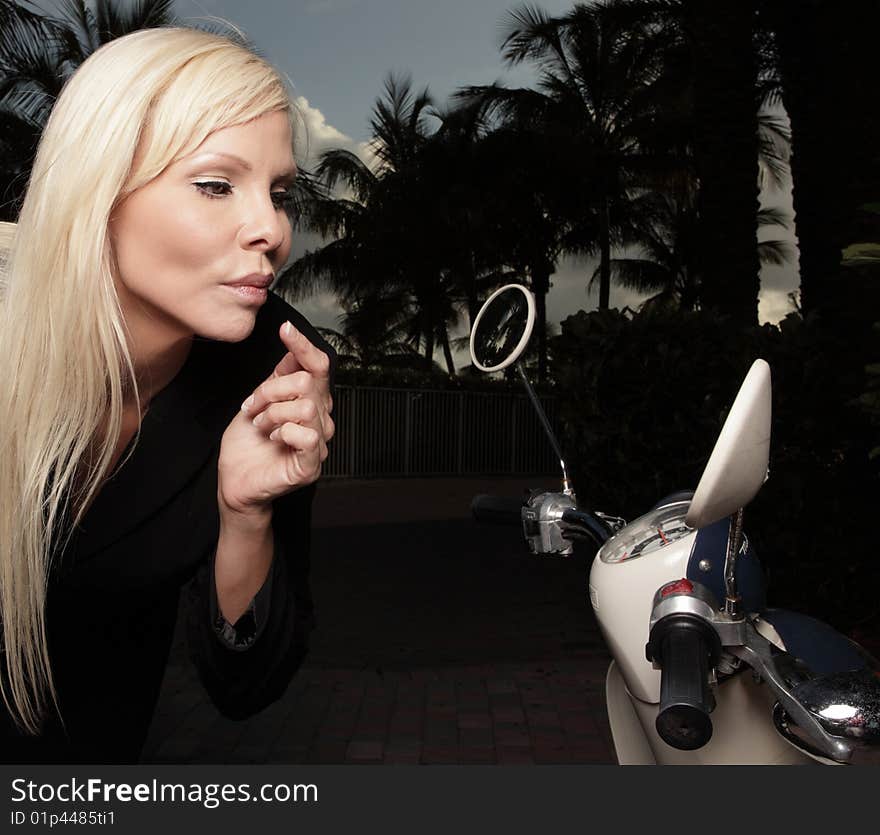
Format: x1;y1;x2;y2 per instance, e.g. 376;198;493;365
0;27;335;763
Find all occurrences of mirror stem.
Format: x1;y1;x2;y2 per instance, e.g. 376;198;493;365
515;361;573;496
724;508;745;618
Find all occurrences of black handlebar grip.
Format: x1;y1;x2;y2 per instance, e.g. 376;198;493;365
471;494;524;525
647;615;720;751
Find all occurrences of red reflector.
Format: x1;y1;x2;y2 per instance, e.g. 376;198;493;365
660;579;693;597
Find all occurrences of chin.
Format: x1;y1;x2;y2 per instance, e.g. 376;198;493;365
198;310;259;343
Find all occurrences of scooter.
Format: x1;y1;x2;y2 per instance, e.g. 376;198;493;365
469;283;880;765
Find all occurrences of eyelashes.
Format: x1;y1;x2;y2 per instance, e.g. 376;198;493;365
193;180;293;211
193;180;232;199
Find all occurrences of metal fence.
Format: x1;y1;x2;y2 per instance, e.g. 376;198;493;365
323;385;560;478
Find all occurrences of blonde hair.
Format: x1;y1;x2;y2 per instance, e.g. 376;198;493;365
0;27;294;734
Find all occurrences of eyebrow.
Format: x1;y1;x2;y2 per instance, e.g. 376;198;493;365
191;151;297;181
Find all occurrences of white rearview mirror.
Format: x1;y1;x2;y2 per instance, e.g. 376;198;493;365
469;284;536;372
685;359;772;530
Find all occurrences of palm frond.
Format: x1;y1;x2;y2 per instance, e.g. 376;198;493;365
49;0;97;58
757;205;790;230
0;3;68;108
315;326;355;356
757;238;794;266
757;110;791;190
277;240;361;300
316;148;377;201
367;73;433;170
592;257;672;294
50;0;176;57
454;83;551;130
501;3;579;94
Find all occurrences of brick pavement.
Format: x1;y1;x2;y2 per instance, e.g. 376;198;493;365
142;657;614;765
141;477;617;764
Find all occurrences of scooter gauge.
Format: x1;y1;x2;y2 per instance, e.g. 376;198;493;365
598;501;695;564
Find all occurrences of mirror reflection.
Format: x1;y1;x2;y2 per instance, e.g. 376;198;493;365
472;288;530;370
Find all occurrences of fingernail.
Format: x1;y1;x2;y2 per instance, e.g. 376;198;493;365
252;413;264;426
241;395;254;413
284;321;292;336
269;427;280;441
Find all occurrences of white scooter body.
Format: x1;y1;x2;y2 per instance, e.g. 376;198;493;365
591;525;812;764
589;360;812;764
470;287;880;766
604;660;811;764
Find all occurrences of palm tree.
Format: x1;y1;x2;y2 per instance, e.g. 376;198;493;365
45;0;176;65
759;0;880;318
279;75;463;373
605;0;774;324
316;291;423;370
476;124;581;383
425;99;499;332
0;0;177;219
0;0;68;218
603;83;792;313
459;2;677;311
604;191;793;311
680;0;762;324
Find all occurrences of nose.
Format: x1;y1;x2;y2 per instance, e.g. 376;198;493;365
239;192;287;256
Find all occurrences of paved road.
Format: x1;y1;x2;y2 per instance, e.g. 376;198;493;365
141;477;616;764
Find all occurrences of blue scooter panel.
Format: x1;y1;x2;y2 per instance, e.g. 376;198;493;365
760;608;870;675
685;516;767;614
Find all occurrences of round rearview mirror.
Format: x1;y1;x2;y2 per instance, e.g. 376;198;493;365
469;284;536;372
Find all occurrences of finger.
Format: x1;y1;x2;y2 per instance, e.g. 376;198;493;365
242;371;324;418
273;322;333;413
253;398;329;459
277;321;331;381
269;422;323;484
241;323;331;416
255;396;319;429
271;349;301;379
323;412;335;443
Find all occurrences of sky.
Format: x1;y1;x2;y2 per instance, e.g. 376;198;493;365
37;0;802;344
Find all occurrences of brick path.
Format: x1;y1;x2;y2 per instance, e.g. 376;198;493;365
140;477;617;764
141;658;613;765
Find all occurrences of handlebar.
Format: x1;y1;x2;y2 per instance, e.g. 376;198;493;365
560;508;613;545
646;614;721;751
470;494;524;525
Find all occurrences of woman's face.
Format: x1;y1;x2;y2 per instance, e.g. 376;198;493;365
110;109;296;345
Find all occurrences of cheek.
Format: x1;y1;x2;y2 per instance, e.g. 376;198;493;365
154;204;226;270
114;195;227;284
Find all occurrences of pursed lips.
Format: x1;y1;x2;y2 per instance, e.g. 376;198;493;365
225;273;273;288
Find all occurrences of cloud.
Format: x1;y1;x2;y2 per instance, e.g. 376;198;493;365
291;95;376;172
758;286;799;324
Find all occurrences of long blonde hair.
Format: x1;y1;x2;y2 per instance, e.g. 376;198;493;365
0;27;294;734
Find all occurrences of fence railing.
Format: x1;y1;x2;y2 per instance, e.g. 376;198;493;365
323;385;560;478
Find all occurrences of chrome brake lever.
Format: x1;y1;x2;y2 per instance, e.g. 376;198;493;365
729;621;854;763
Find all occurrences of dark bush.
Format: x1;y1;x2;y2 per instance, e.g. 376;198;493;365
550;302;879;631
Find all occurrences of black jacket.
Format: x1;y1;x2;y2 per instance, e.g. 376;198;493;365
0;292;335;763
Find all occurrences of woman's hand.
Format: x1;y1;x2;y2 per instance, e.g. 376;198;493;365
217;321;334;519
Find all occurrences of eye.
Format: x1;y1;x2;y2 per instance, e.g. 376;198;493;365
271;189;294;211
193;180;232;198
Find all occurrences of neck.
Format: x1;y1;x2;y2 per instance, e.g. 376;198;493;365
128;338;192;414
120;300;193;412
